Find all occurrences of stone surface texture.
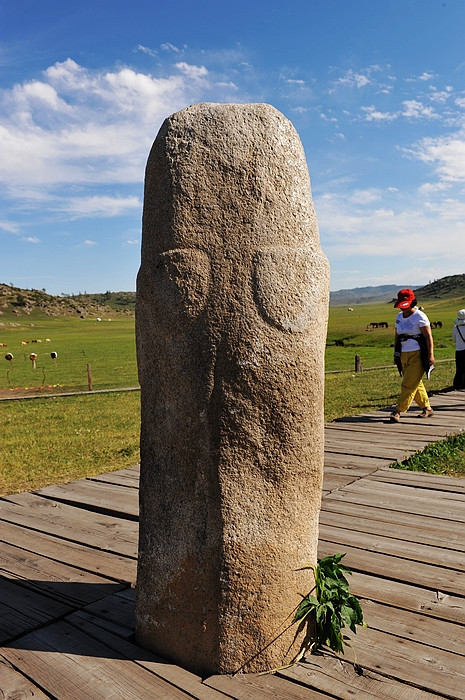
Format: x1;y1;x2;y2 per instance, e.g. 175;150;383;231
135;102;329;676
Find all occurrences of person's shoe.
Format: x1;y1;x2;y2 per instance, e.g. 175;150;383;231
390;411;400;423
419;407;434;418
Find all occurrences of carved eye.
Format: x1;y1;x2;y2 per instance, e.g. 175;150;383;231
155;248;211;320
253;247;328;333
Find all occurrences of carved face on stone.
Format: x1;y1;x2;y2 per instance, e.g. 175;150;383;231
136;103;329;676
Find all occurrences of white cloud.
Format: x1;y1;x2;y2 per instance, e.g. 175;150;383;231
215;81;238;90
136;45;158;58
401;100;438;119
316;189;465;262
320;113;338;123
418;72;435;81
62;195;141;218
0;58;213;202
22;236;40;243
82;240;97;247
428;90;452;103
361;105;398;122
349;188;382;205
0;219;20;234
175;62;208;80
406;132;465;182
331;69;371;90
161;43;183;53
417;181;449;195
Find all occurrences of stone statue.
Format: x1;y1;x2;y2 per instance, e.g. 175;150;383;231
136;102;329;676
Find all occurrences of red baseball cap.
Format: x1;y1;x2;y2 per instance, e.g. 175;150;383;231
394;288;415;309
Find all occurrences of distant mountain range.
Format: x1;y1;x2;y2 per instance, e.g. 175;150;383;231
330;274;465;306
1;274;464;317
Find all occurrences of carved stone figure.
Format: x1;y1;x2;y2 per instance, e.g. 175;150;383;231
136;102;329;675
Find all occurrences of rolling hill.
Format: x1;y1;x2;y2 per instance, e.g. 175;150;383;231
330;275;465;306
1;273;464;317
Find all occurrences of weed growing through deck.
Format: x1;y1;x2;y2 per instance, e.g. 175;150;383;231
291;553;366;662
393;431;465;477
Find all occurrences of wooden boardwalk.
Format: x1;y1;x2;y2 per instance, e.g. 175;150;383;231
1;390;464;699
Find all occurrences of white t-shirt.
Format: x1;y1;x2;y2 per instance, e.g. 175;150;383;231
453;324;465;351
395;308;430;352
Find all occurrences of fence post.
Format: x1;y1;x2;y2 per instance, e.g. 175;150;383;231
355;354;363;373
87;363;93;391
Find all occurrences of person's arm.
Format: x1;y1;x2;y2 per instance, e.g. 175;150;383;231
393;329;402;374
420;324;435;365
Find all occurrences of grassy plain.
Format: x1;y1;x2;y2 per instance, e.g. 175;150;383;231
0;296;462;494
0;312;137;394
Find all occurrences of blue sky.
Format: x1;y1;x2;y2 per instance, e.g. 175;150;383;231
1;0;465;295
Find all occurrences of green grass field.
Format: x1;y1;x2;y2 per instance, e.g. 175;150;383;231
0;297;463;495
0;313;137;394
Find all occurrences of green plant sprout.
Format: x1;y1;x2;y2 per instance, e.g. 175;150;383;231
292;553;366;660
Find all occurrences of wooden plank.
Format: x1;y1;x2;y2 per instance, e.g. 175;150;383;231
89;472;140;487
279;656;441;700
0;540;126;607
366;473;465;498
369;467;465;492
89;469;140;487
324;464;378;477
0;520;136;584
0;657;51;699
403;414;465;429
324;439;415;460
322;472;363;493
347;571;465;626
326;420;450;439
317;540;465;596
318;522;465;569
82;589;136;632
205;672;329;698
321;494;465;536
324;482;465;522
0;576;72;643
0;492;138;557
324;452;391;469
319;507;465;551
325;427;432;449
361;599;465;656
35;480;139;519
321;624;465;698
348;477;465;504
70;609;135;641
65;615;231;700
1;620;193;700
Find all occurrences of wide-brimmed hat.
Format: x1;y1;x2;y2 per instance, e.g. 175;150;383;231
455;309;465;325
394;288;416;309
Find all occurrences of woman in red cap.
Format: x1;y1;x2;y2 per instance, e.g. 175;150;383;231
390;288;435;422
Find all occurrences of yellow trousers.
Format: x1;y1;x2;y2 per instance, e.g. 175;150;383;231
397;350;430;413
